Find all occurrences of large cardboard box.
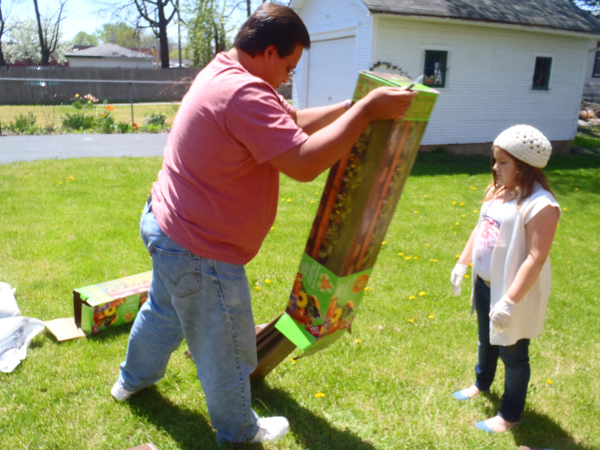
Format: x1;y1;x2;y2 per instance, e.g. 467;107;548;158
274;71;438;356
73;271;152;334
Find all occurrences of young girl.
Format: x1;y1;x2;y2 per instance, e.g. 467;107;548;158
450;125;561;433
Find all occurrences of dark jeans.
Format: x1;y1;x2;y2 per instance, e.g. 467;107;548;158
474;277;530;423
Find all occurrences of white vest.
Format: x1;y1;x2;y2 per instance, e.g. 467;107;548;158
470;185;560;346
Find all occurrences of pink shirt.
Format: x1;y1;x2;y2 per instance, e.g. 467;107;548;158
151;52;309;265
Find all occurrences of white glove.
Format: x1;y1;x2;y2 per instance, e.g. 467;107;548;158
489;295;517;333
450;263;468;296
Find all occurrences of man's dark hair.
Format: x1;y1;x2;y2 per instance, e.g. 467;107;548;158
234;3;311;58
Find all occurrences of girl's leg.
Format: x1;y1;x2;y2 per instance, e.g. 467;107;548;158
474;277;498;392
498;339;530;423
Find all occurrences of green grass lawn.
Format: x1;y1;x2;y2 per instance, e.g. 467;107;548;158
0;151;599;450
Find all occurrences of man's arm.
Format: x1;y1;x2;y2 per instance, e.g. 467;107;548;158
295;102;347;135
270;87;417;182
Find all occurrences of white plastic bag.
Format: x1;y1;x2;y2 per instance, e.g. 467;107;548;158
0;317;45;373
0;282;21;318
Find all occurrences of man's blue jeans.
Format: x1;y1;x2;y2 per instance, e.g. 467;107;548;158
117;201;259;443
474;277;530;423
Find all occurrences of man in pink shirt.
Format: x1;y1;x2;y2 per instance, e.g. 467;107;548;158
112;3;416;444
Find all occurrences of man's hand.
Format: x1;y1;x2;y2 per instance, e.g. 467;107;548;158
489;295;517;333
450;263;468;296
358;87;418;122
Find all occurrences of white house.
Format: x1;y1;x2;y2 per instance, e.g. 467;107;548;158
65;43;154;69
290;0;600;154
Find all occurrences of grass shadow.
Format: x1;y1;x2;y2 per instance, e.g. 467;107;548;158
251;382;378;450
126;386;220;450
477;392;594;450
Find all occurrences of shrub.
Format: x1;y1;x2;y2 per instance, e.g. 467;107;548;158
117;122;131;133
62;112;95;131
96;112;116;134
8;113;42;135
144;113;166;128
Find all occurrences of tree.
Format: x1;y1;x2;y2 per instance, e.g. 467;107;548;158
0;0;18;67
5;17;71;64
95;21;154;48
72;31;99;46
185;0;233;67
32;0;68;65
133;0;177;68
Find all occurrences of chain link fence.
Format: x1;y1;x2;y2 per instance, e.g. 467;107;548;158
0;66;200;135
0;66;293;135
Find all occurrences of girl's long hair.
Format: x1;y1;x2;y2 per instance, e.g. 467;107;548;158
484;146;555;205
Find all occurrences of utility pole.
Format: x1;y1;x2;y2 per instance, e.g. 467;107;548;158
177;0;182;67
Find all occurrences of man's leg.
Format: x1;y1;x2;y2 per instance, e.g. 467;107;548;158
172;258;258;443
116;206;186;393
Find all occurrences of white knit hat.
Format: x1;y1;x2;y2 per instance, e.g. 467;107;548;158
493;125;552;168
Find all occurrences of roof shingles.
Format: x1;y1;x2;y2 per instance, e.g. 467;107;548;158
362;0;600;33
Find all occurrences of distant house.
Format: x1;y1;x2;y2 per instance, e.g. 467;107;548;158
65;43;154;69
290;0;600;154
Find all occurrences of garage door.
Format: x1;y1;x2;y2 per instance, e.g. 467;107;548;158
307;37;357;108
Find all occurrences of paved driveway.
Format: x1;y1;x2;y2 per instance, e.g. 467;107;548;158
0;133;168;164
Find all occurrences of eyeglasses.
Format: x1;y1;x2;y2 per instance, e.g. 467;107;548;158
283;55;296;77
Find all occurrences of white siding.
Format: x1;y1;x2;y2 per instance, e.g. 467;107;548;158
372;16;588;145
292;0;372;109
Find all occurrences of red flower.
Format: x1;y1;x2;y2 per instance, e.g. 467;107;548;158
133;123;138;130
106;105;114;111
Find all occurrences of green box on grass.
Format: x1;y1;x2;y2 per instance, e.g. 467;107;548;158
73;271;152;335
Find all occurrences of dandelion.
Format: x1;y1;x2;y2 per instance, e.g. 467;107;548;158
419;291;425;296
408;318;414;323
364;287;369;292
474;209;478;213
287;198;291;202
462;214;466;217
563;207;567;211
460;202;465;206
398;252;404;256
355;339;361;343
424;195;428;198
382;241;386;245
255;286;261;290
455;222;460;225
265;279;271;284
69;176;75;180
428;315;434;319
456;254;461;258
271;227;274;230
468;262;473;267
310;200;315;204
315;392;325;398
405;256;411;260
414;210;418;214
464;274;470;278
413;256;418;260
426;243;430;247
409;295;415;300
452;201;457;205
546;379;553;385
575;188;579;191
291;358;296;363
315;191;319;195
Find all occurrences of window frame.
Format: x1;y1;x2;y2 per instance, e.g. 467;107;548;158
423;50;448;89
592;41;600;78
532;56;552;91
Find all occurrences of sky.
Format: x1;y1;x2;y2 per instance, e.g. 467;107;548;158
7;0;249;42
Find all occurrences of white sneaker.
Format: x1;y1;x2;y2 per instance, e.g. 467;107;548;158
110;381;141;402
249;416;290;443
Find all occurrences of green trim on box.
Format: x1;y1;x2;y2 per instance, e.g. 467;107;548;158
275;313;316;350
